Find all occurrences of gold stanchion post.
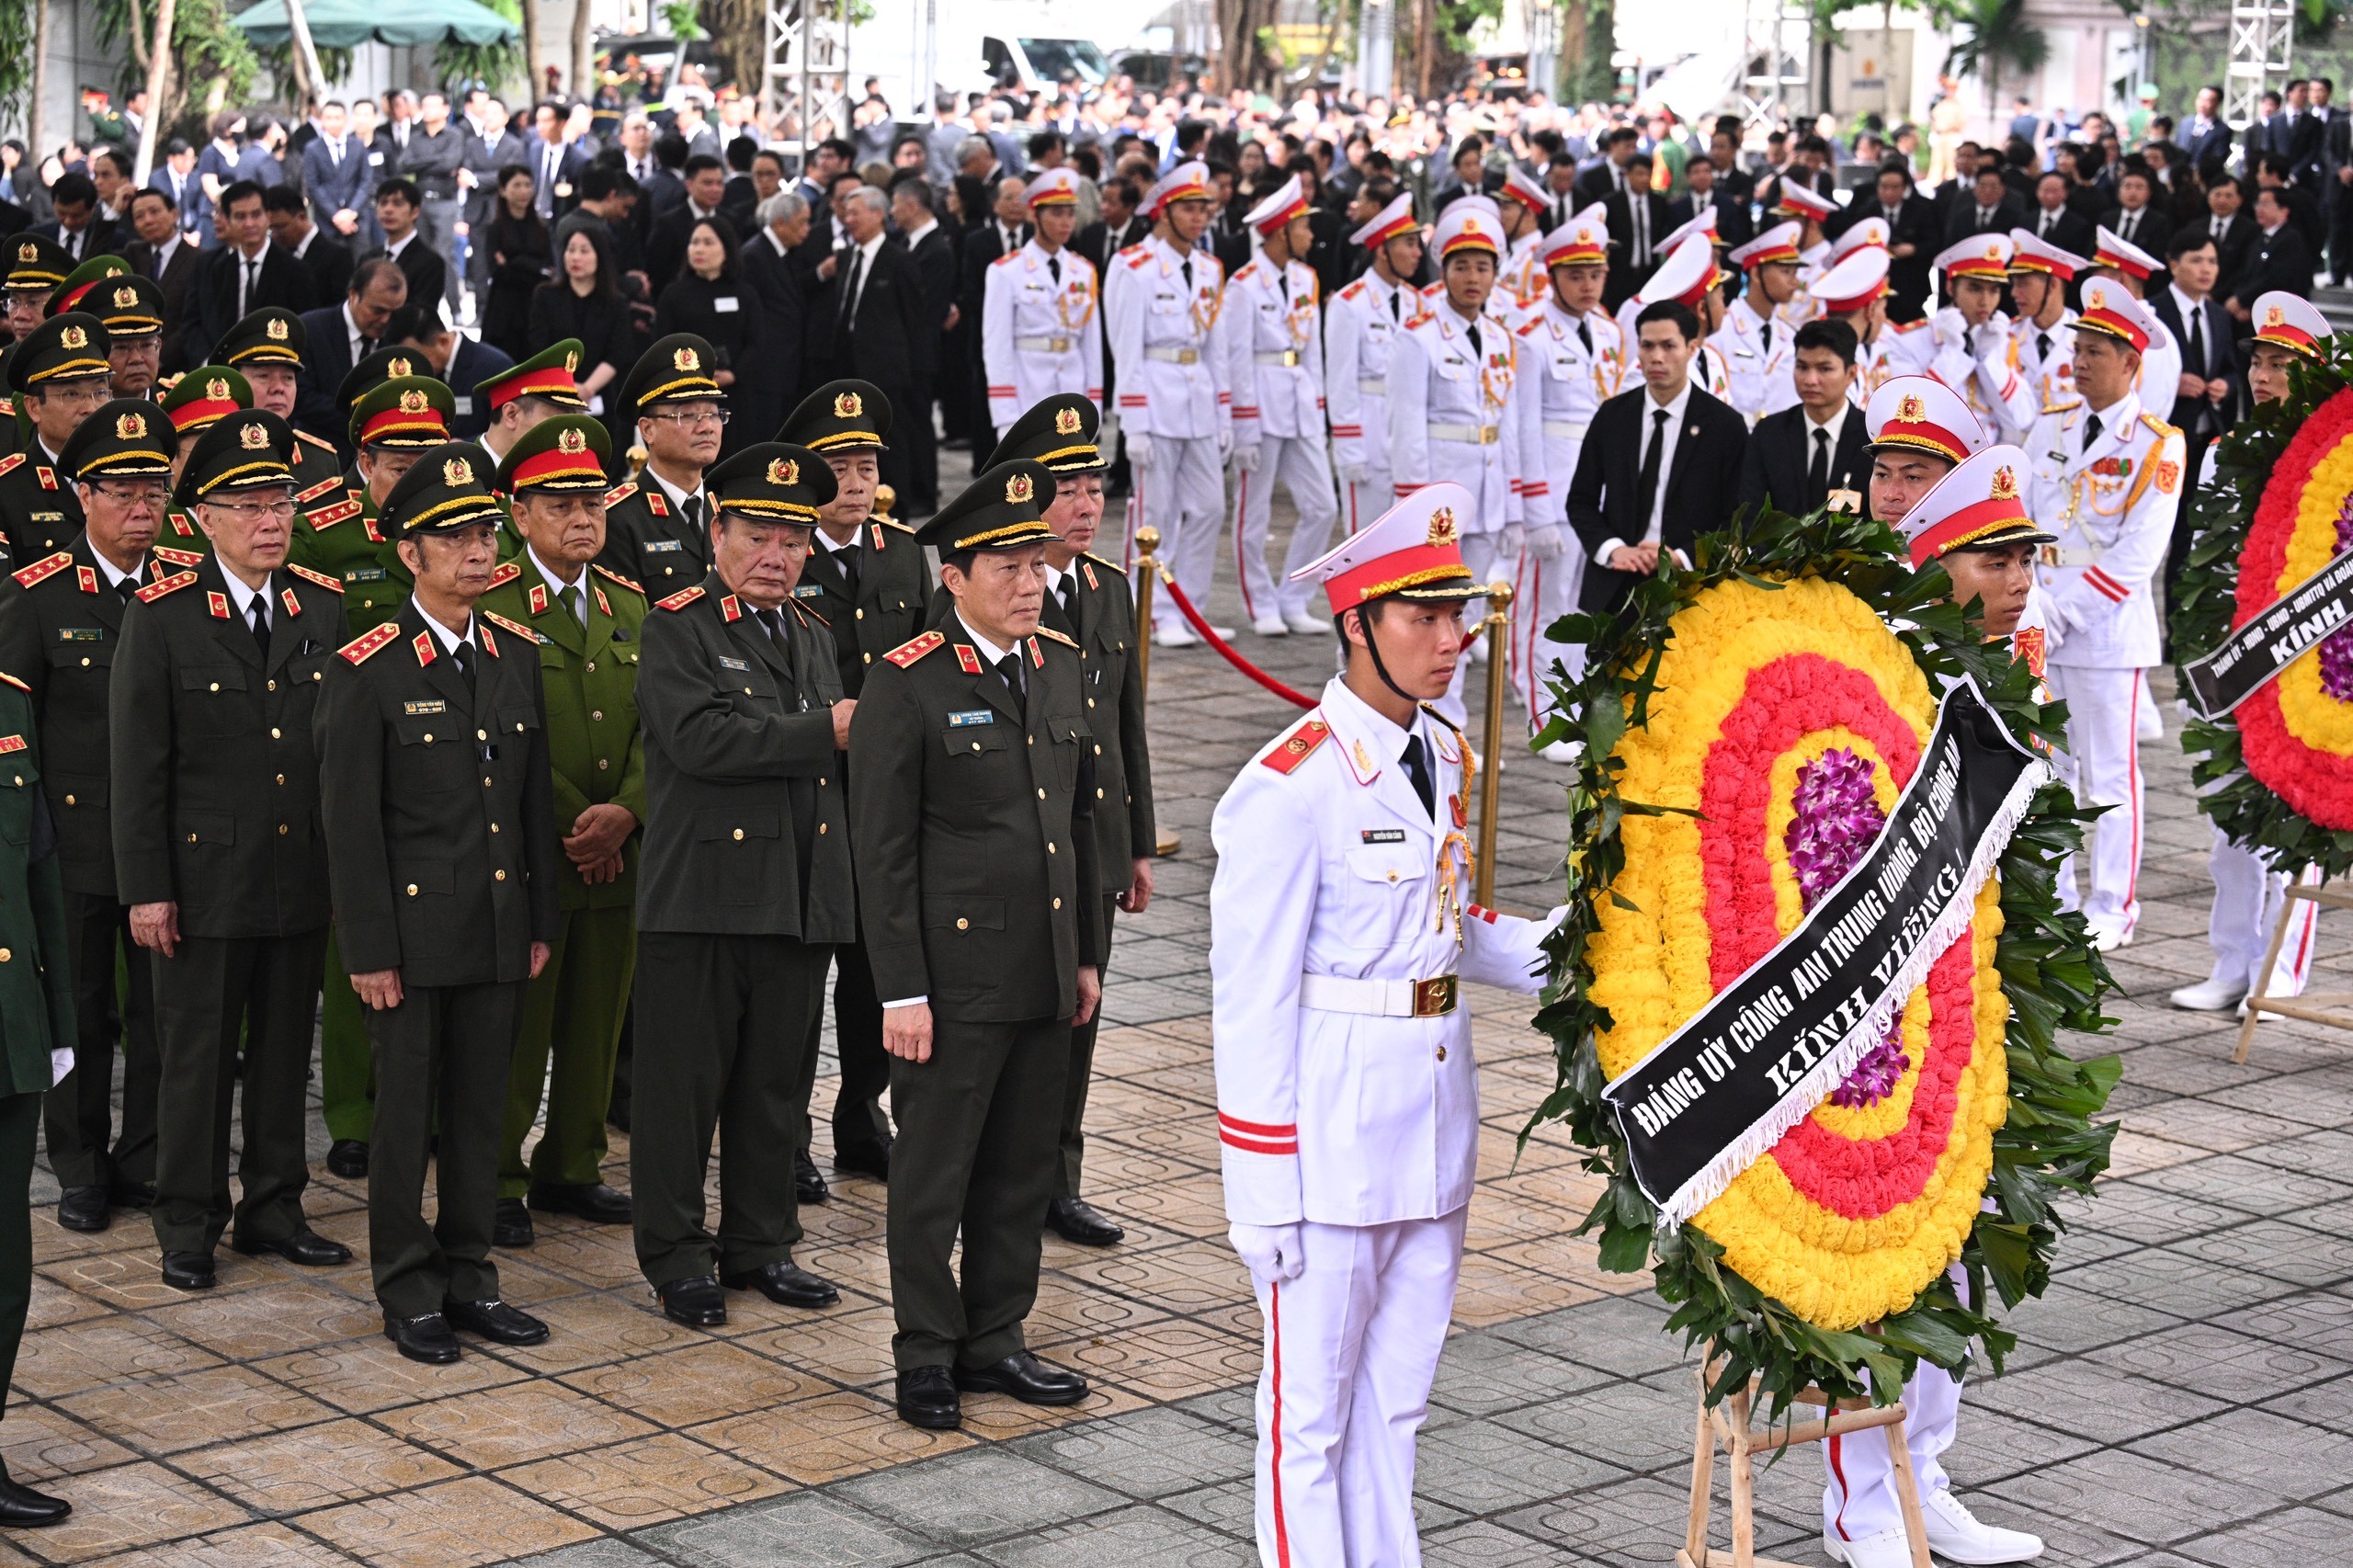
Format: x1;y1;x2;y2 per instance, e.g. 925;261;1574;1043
1131;526;1180;858
1473;579;1512;908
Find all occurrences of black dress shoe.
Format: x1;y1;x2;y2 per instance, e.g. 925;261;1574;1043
721;1259;839;1308
528;1182;633;1224
494;1198;534;1248
108;1181;156;1210
1045;1197;1125;1247
383;1312;461;1364
953;1351;1088;1406
657;1275;726;1327
895;1365;961;1429
443;1298;550;1346
326;1140;369;1178
0;1464;69;1527
231;1227;353;1267
793;1147;829;1203
54;1187;108;1233
160;1251;216;1290
833;1135;892;1181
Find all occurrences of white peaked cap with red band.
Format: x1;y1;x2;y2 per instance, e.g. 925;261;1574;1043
1812;247;1891;315
1775;181;1836;222
1933;233;2014;278
1541;204;1610;268
1501;165;1551;214
1634;233;1724;311
1728;220;1802;269
2248;290;2329;357
1865;374;1990;464
1658;207;1721;256
1144;161;1212;216
1290;482;1482;610
1828;216;1889;262
2076;275;2157;354
1025;167;1082;208
2090;224;2160;280
1244;174;1310;234
1430;202;1503;261
1351;190;1418;249
1897;442;2057;568
2006;227;2091;280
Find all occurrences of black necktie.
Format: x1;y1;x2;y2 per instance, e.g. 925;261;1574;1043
1400;733;1435;816
1466;322;1482;359
2214;216;2224;240
116;574;139;604
1181;257;1194;290
1057;573;1079;628
248;597;270;658
1048;254;1061;284
996;650;1026;715
759;608;788;645
2082;413;2104;452
837;249;863;336
451;637;475;695
1636;407;1668;534
2031;330;2049;363
242;257;257;314
679;493;702;536
2041;211;2054;237
1807;427;1831;510
1577;319;1593;353
2187;305;2205;378
1761;320;1772;356
570;583;588;624
835;541;860;595
1388;289;1400;322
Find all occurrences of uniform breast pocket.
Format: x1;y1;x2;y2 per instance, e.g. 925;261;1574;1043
944;724;1010;763
391;714;474;790
0;765;38;846
1148;290;1184;317
1342;844;1427;948
174;810;233;861
1437;356;1472;382
697;808;778;904
287;652;331;689
44;636;110;674
1547;352;1577;381
497;703;540;746
178;665;249;734
392;858;459;953
1045;713;1089;791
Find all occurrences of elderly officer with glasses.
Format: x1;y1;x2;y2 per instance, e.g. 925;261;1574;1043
598;335;730;599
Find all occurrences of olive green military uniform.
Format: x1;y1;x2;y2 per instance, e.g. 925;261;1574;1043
290;484;410;634
848;459;1103;1375
316;456;560;1320
479;548;648;1201
109;437;346;1262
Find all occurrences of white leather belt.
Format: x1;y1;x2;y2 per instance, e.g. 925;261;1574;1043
1014;335;1074;353
1254;349;1303;367
1542;420;1590;439
1358;376;1387;393
1143;347;1200;364
2039;546;2099;567
1300;973;1460;1017
1428;423;1502;445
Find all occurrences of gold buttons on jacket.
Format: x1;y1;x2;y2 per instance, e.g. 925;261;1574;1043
208;682;219;691
406;884;418;896
1047;842;1056;854
1386;869;1398;882
585;660;597;673
1437;1045;1448;1062
1052;898;1062;910
971;742;982;752
955;917;969;930
276;775;285;786
267;679;276;691
732;828;745;841
63;794;74;806
0;949;12;962
270;727;280;739
817;823;827;834
423;733;434;744
591;710;603;722
597;758;609;770
476;729;488;741
495;869;507;881
863;653;872;664
278;824;288;835
1036;788;1045;800
78;657;88;667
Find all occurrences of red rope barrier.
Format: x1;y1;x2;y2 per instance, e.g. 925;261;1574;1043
1159;574;1321;709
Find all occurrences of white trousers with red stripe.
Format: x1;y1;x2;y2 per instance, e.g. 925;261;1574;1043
2207;827;2323;998
1233;437;1342;623
1342;467;1393;538
2046;664;2143;935
1128;436;1229;631
1252;1208;1467;1568
1821;1361;1962;1544
1506;538;1586;731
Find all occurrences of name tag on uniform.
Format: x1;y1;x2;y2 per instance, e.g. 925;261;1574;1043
948;710;995;727
791;584;825;598
714;296;739;313
453;395;472;415
1360;827;1407;844
346;566;386;582
645;540;684;552
718;655;751;671
58;628;102;642
403;699;446;715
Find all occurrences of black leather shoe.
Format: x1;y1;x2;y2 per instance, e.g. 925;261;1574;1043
833;1135;892;1181
895;1365;961;1429
383;1312;461;1364
443;1298;550;1346
953;1351;1088;1406
793;1147;829;1203
326;1140;369;1179
108;1181;156;1210
721;1259;839;1309
55;1187;108;1233
657;1275;726;1327
494;1198;534;1248
0;1464;69;1527
528;1182;633;1224
160;1251;216;1290
231;1227;353;1267
1045;1197;1125;1247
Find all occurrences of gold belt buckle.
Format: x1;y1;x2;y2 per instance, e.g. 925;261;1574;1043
2038;544;2063;565
1412;976;1459;1017
1176;348;1198;365
1280;348;1301;367
1479;426;1500;445
1050;336;1071;353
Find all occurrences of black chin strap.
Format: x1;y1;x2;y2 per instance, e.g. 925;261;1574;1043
1354;601;1423;709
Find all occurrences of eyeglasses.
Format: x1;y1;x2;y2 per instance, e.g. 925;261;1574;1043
647;407;730;427
204;498;298;522
88;482;168;507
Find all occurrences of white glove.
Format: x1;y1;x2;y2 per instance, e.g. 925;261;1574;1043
1932;307;1966;350
1126;429;1156;469
1215;422;1233;459
1231;443;1263;473
1525;522;1566;561
1500;522;1526;558
1229;1221;1308;1287
1336;458;1369;484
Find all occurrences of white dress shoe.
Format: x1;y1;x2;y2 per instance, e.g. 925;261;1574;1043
1822;1526;1917;1567
1210;624;1237;640
1537;739;1582;765
1284;612;1332;635
2083;914;2128;953
2137;704;2164;741
1923;1489;2043;1563
1152;625;1198;649
2170;977;2249;1012
1251;615;1290;637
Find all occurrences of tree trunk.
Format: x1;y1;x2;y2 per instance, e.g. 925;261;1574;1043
28;0;47;166
522;0;544;98
135;0;175;182
572;0;594;101
1557;0;1586;104
126;0;150;74
1415;0;1435;102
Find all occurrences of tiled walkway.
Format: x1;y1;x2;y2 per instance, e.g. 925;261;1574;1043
1;509;2347;1566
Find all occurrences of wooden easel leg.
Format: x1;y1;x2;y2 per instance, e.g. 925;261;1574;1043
1881;1409;1934;1568
1685;1385;1716;1568
2234;890;2301;1064
1728;1387;1756;1568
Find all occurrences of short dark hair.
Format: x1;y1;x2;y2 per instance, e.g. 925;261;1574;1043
383;302;448;345
575;164;620;202
1793;318;1858;365
1027;130;1063;158
262;184;307;216
1635;300;1700;343
726;134;757;173
891;177;934;213
349;256;404;297
681;153;724;181
129;186;173;212
218;178;264;212
2167;228;2217;262
93;148;131;181
820;136;857;165
753;148;787;176
50;171;97;209
375;177;421;208
654;131;688;170
1877;158;1913;188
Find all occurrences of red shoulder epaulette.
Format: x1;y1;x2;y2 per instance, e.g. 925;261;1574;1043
135;570;197;604
10;551;71;590
286;562;344;594
486;561;521;589
1404;308;1434;329
1261;716;1330;775
482;609;545;644
295;474;344;505
592;562;643;596
1034;625;1078;649
1338;279;1365;301
1516;318;1541;336
337;622;400;664
992;250;1021;267
0;672;26;693
306;497;362;528
0;454;24;482
297;430;338;453
603;482;639;507
883;629;944;667
1124;248;1154;270
654;585;705;612
153;546;207;568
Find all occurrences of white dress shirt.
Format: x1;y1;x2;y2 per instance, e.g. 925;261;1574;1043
413;597;479;655
528;543;590;622
221;564;275;634
1597;380;1695;562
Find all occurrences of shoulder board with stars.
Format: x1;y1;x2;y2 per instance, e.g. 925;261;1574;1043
482;610;545;644
10;551;71;590
2042;398;2082;415
1123;247;1155;270
153;546;206;569
486;561;522;590
0;399;12;420
602;482;639;508
654;585;706;612
286;562;345;594
0;671;25;693
1404;306;1435;330
1891;318;1927;334
1339;279;1365;302
294;474;345;505
882;629;945;667
337;623;401;664
0;455;23;483
876;517;917;536
1261;715;1330;775
306;496;363;529
297;430;339;454
2139;412;2180;439
1034;625;1078;650
593;562;645;597
1082;551;1127;579
135;570;198;604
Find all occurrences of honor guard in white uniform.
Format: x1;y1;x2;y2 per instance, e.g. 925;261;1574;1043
1773;182;1838;325
1719;222;1806;421
1813;249;1899;399
1829;216;1891;265
1822;444;2053;1568
981;168;1104;439
1889;235;2036;439
2025;282;2184;950
2173;291;2329;1015
1326;195;1424;539
1614;234;1734;403
1211;486;1557;1568
2007;229;2087;413
2086;227;2182;422
1509;207;1622;729
1495;167;1552;314
1222;176;1342;636
1103;162;1232;647
1863;374;1993;517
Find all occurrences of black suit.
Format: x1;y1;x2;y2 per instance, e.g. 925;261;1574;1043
1074;215;1149;277
292;302;365;449
815;241;932;499
32;220;120;264
522;139;593;223
122;240;206;373
2329;113;2353;281
2098;205;2174;266
291;232;355;306
1835;196;1939;321
365;237;449;322
2194;211;2258;301
1942;197;2028;245
188;244;319;367
2149;285;2238;595
2020;205;2097;260
955;222;1028;445
897;225;957;510
1735;403;1869;519
1566;386;1748;611
1574;159;1633;207
2289;109;2328;190
2232;221;2316;312
1602;189;1673;310
738;231;805;443
2177;119;2234;173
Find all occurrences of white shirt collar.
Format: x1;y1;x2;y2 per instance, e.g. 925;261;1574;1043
2168;281;2205;319
1802;398;1850;444
645;463;703;509
219;565;271;620
527;541;585;597
383;231;414;258
88;549;142;589
854;230;888;267
813;526;857;554
1645;379;1695;421
412;597;476;653
904;218;938;248
954;611;1017;668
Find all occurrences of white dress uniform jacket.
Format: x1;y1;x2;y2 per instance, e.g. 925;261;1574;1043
1498;230;1548;315
1324;271;1408;535
1105;234;1231;625
2025;390;2184;669
1386;299;1522;536
1886;306;2036;439
1509;301;1624;706
981;239;1104;433
1222;250;1340;623
2014;308;2077;412
1718;294;1801;421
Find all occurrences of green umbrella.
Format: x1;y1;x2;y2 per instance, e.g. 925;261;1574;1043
232;0;520;49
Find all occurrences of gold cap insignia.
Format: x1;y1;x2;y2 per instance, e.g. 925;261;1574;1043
1006;472;1034;505
557;426;587;454
443;457;474;486
1053;406;1083;436
1427;506;1458;547
388;355;414;377
266;317;290;339
834;391;862;418
1898;392;1926;422
115;411;146;439
60;325;88;350
13;242;32;264
674;347;700;372
2266;305;2287;327
1462;217;1482;234
398;389;429;414
206;377;231;402
238;421;269;450
1990;464;2018;501
111;285;138;308
563;349;579;372
766;457;799;485
1578;225;1595;243
1984;244;2002;260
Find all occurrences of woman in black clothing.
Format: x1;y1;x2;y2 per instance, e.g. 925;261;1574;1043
529;222;642;471
481;164;551;362
651;214;764;458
